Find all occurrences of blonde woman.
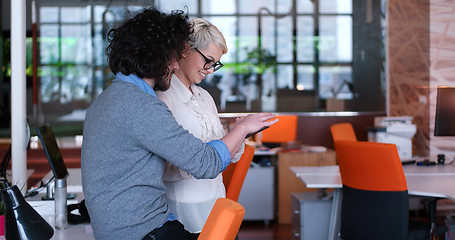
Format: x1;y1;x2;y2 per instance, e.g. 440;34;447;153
157;18;244;234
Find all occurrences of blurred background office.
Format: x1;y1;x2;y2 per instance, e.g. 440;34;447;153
0;0;385;132
2;1;455;239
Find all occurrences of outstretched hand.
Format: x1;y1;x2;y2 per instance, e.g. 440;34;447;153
232;113;279;137
221;112;278;158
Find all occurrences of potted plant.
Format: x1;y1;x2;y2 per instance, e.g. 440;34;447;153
229;47;277;83
243;47;277;75
0;191;5;236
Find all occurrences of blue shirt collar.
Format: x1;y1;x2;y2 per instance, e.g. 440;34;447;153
116;73;157;98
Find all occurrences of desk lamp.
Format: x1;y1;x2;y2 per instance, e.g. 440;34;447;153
1;183;54;240
0;121;54;240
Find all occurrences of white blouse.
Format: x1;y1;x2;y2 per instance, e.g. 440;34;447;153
156;75;244;233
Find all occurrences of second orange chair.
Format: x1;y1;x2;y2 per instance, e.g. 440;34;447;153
330;122;357;142
222;144;255;202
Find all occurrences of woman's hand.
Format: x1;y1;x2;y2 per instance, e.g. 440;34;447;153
232;113;278;137
221;113;278;158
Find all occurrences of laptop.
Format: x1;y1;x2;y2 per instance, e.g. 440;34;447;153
36;125;69;179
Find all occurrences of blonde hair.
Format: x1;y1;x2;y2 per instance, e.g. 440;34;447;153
189;18;228;54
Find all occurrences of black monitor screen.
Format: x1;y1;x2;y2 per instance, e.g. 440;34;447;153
36;125;69;179
434;87;455;136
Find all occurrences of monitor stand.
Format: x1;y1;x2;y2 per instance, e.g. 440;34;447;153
41;178;77;201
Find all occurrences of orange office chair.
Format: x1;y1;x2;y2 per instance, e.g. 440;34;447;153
260;115;298;144
334;140;447;240
330;122;357;142
198;198;245;240
223;144;255;202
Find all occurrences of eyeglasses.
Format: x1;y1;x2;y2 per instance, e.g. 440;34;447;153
194;48;223;72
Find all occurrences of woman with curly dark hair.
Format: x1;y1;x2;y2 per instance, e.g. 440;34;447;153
81;8;277;240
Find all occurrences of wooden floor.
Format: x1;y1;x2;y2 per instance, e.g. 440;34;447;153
237;221;292;240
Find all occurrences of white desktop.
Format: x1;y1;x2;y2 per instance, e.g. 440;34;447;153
290;163;455;240
23;169;94;240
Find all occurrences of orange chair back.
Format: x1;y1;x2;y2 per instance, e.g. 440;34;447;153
198;198;245;240
223;144;255;202
330;122;357;142
334;140;407;191
260;115;298;143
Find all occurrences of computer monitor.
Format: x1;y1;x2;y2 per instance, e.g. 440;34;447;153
434;87;455;136
36;125;69;179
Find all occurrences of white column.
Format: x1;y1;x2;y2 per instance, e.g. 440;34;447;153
11;0;27;192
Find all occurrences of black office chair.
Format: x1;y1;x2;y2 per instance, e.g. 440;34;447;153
334;140;447;240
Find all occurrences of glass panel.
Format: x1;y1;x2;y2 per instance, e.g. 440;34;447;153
40;66;90;121
40;65;93;104
262;69;277;112
276;17;293;62
40;65;61;103
319;16;352;62
239;0;275;14
215;69;259;112
319;66;352;99
206;16;237;63
297;65;315;91
61;7;89;23
277;64;293;89
262;69;276;97
156;0;197;14
202;0;236;14
297;16;314;62
95;5;128;24
93;24;106;66
93;5;106;23
320;0;352;14
60;65;92;102
40;7;59;23
32;0;378;118
297;0;314;14
39;24;59;65
61;25;91;64
260;16;276;55
277;0;293;14
94;69;105;97
238;17;258;61
125;6;148;14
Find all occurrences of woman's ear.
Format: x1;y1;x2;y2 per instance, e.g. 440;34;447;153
182;43;191;57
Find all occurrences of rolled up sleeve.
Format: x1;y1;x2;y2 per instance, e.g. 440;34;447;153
207;140;231;170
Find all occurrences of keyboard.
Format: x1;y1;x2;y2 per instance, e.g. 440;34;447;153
401;160;416;165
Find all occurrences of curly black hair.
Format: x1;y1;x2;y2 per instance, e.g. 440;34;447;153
105;8;191;90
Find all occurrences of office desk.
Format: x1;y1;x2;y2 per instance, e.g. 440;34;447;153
24;168;95;240
278;150;337;224
291;164;455;240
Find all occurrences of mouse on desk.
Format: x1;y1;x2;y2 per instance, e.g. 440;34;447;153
416;159;436;166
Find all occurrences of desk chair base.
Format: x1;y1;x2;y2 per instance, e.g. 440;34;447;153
408;220;447;240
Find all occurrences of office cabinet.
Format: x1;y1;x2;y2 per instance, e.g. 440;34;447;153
278;150;336;224
238;165;275;222
291;192;332;240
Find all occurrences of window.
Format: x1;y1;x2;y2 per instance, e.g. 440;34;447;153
27;0;384;127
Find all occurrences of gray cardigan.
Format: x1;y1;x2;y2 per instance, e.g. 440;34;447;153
81;79;224;240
